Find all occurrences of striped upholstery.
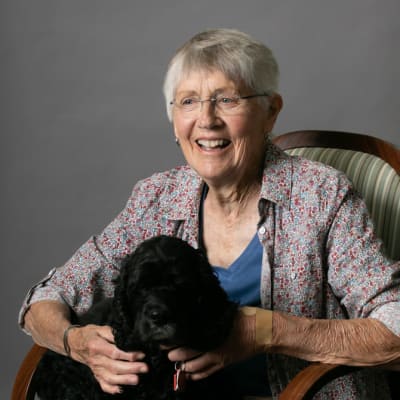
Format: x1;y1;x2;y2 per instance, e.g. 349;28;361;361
286;147;400;261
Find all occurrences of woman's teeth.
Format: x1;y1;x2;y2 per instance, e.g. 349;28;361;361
196;139;230;149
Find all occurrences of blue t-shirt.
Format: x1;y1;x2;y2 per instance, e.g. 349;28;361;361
213;233;262;307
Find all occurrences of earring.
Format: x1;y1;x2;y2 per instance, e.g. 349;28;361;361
264;132;273;147
175;137;180;146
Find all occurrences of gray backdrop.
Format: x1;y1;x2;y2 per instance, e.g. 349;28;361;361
2;0;399;397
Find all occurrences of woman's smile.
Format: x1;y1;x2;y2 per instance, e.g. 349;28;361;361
195;138;231;151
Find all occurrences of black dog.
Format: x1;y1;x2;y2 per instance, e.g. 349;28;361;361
34;235;238;400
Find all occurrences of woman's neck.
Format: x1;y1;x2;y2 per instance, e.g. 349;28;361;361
201;179;262;268
205;180;261;218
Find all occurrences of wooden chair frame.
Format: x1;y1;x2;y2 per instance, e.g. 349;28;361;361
273;130;400;173
12;344;46;400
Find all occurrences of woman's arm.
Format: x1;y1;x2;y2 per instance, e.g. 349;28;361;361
24;301;71;354
24;301;148;394
271;311;400;368
168;307;400;380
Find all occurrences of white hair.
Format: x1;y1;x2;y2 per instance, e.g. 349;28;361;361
163;29;280;121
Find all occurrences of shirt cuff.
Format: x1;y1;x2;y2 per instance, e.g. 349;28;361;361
369;302;400;337
18;268;66;333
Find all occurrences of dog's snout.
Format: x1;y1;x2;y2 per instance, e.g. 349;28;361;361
149;309;163;323
146;303;170;325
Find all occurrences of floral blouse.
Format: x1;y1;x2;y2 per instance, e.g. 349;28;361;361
19;142;400;399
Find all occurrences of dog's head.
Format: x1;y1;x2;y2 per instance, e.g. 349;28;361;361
112;235;237;353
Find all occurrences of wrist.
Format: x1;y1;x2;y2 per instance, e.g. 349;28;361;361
63;325;81;357
241;307;273;351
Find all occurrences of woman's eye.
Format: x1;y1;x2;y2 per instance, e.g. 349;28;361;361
181;98;196;105
219;97;233;104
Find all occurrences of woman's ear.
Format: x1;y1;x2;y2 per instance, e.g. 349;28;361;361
269;93;283;119
263;93;283;133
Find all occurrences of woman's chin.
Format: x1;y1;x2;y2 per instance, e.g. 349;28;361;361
195;167;237;188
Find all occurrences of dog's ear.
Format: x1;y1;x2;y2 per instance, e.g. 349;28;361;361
111;252;143;350
111;239;167;350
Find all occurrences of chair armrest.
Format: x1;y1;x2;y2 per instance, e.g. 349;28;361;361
11;344;47;400
279;363;358;400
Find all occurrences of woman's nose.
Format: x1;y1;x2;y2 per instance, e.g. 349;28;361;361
197;100;221;129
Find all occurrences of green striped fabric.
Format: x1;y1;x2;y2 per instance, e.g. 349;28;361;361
286;147;400;261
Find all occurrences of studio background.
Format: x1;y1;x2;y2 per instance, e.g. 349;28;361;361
1;0;399;397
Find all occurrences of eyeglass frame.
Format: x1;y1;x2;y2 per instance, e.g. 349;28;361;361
169;93;270;114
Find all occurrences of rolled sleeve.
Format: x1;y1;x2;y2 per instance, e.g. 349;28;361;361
369;302;400;337
18;268;63;332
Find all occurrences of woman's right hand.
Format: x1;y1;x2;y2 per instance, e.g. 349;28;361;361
68;324;148;394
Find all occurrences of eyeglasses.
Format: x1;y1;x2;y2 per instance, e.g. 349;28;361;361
170;93;270;115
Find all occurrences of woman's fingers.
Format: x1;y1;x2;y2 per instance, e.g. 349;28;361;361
167;309;259;381
92;355;147;393
85;326;146;362
183;352;224;380
168;347;224;379
68;324;148;394
167;346;201;363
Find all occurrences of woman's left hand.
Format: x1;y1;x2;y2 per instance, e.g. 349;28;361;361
168;307;267;380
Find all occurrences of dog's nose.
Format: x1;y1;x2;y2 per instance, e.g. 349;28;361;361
148;309;168;325
150;310;161;321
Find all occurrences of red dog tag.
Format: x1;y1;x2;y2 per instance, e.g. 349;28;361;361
173;363;187;391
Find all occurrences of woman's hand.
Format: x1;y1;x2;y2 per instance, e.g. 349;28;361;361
68;324;148;394
168;307;273;380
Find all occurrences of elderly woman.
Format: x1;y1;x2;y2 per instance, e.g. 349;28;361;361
20;29;400;399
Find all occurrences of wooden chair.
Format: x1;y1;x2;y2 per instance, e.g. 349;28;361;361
12;130;400;399
274;130;400;399
11;343;46;399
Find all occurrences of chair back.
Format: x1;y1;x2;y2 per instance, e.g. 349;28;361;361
273;130;400;260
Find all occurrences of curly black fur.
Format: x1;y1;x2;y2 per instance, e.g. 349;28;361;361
33;235;238;400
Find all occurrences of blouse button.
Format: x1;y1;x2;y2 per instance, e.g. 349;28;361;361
258;226;266;235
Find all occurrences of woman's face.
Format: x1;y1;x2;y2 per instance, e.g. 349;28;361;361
172;69;282;188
